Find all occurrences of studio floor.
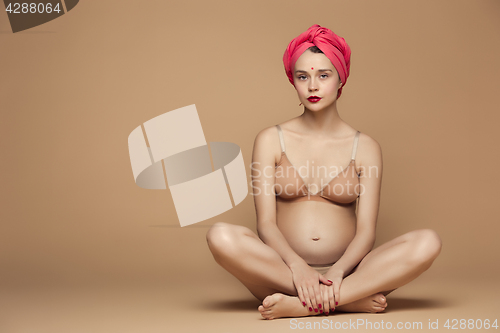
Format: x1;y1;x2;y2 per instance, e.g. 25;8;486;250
1;259;498;333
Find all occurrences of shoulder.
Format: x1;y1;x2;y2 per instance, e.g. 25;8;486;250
356;132;383;169
254;125;279;142
357;132;382;154
254;125;280;150
253;125;281;165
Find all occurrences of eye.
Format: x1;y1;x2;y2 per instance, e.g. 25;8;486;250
297;75;307;80
320;74;329;79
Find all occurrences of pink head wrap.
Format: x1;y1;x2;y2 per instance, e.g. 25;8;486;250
283;24;351;99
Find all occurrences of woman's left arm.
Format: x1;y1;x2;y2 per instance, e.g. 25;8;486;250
323;134;383;308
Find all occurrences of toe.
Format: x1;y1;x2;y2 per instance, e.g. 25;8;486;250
261;311;273;320
376;294;386;304
262;293;281;309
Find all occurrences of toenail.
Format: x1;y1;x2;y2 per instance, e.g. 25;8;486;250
318;304;321;308
335;301;338;305
319;309;323;313
325;311;329;314
309;307;312;311
314;308;318;312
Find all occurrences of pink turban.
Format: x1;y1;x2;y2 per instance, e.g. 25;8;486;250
283;24;351;99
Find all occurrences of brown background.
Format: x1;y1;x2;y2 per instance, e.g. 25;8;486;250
1;0;499;332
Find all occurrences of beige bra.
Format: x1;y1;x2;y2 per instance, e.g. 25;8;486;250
274;125;361;205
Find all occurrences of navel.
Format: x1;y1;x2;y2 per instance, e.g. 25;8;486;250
312;237;320;241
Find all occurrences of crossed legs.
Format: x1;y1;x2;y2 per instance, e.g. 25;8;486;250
206;222;442;319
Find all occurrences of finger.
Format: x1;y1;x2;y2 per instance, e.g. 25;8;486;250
302;287;314;312
321;284;329;314
319;275;333;286
328;284;335;312
308;286;318;313
334;282;341;308
297;286;306;307
313;284;322;313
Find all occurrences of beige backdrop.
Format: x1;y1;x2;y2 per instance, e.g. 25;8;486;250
1;0;499;332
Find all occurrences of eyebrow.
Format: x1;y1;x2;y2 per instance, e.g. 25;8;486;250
295;69;333;74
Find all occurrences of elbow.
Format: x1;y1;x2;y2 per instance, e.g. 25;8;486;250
356;229;376;251
256;224;267;241
256;227;264;240
365;231;376;246
256;220;275;242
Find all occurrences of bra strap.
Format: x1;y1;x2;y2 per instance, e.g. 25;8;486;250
276;125;286;153
351;131;361;161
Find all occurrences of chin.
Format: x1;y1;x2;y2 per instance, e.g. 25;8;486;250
307;103;329;111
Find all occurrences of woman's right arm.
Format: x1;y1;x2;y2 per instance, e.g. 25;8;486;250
250;126;332;311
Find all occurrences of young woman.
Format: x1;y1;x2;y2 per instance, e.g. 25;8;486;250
206;24;442;320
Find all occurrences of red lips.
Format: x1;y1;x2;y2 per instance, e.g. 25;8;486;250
307;96;321;103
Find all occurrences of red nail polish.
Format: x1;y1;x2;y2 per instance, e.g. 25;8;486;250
335;301;338;305
320;309;323;313
333;308;335;311
328;280;333;283
318;304;322;309
314;308;318;313
325;311;329;314
309;307;312;311
302;302;306;306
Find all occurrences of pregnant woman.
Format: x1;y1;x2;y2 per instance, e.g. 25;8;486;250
206;24;442;320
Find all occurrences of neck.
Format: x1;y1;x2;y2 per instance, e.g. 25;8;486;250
299;100;344;135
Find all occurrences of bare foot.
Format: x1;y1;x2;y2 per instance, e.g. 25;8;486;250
258;293;320;320
336;293;387;313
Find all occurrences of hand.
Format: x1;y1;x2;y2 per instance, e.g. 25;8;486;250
289;262;333;313
319;283;335;314
323;268;344;311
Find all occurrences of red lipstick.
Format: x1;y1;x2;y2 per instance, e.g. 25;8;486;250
307;96;321;103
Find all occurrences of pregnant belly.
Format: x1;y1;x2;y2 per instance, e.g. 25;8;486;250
276;199;357;265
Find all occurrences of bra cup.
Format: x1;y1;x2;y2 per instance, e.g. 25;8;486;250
275;155;359;204
319;165;360;203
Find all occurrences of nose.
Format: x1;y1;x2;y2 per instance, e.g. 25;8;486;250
308;78;318;92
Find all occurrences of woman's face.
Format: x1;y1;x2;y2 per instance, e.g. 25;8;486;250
293;50;342;110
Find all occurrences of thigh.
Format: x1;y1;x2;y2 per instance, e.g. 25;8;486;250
207;222;297;296
348;229;440;275
348;230;414;275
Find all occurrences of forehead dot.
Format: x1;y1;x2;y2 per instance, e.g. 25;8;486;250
311;67;314;70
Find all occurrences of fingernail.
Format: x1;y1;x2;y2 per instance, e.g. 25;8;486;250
309;307;312;311
335;301;338;305
302;302;306;306
333;308;335;311
320;309;323;313
328;280;333;283
314;308;318;313
318;304;322;309
325;311;329;315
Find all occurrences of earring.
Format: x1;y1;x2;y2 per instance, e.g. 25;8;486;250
299;102;303;106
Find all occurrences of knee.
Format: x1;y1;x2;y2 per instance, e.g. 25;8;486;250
206;222;242;257
409;229;442;266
